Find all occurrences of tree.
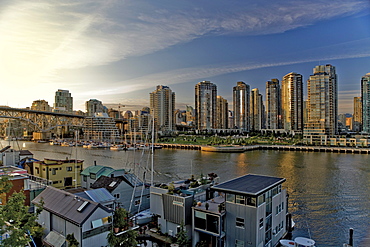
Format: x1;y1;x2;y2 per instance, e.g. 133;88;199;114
0;176;12;194
66;233;79;247
107;207;137;247
0;188;44;247
175;222;190;246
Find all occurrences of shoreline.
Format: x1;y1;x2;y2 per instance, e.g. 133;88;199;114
157;143;370;154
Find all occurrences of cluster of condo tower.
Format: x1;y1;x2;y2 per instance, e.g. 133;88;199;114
27;65;370;142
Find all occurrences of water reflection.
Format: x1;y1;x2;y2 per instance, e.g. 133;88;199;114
1;140;369;246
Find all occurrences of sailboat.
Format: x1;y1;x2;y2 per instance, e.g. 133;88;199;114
280;237;315;247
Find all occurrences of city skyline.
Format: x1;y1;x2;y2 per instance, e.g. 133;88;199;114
1;1;370;113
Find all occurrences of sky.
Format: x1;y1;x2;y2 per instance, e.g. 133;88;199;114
0;0;370;114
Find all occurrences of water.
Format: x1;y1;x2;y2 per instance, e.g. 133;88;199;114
2;140;370;246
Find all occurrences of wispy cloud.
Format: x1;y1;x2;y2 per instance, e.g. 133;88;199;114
0;0;368;73
79;37;370;101
0;0;369;109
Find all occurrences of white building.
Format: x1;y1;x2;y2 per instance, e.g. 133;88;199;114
32;186;113;247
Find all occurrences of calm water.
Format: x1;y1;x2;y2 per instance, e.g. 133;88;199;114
2;140;370;246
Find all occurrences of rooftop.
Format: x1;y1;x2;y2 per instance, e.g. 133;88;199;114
32;186;112;226
75;188;115;204
212;174;285;196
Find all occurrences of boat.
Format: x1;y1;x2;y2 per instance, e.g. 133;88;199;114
110;145;125;151
61;142;74;147
132;209;152;225
280;237;315;247
201;145;246;152
280;240;295;247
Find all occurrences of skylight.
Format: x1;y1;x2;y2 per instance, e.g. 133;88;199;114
77;201;89;212
109;181;117;187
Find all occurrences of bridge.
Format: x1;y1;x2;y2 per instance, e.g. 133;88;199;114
0;106;85;133
0;106;129;140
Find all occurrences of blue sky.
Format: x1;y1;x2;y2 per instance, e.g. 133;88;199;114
0;0;369;114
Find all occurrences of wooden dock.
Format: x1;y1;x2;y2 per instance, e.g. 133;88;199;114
157;143;370;154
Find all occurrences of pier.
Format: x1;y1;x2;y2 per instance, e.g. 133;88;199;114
157;143;370;154
260;145;370;154
156;143;201;150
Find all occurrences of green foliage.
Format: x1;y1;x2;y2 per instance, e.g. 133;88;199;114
108;207;137;247
66;233;79;247
196;240;208;247
0;189;44;247
107;229;137;247
189;181;200;188
113;207;129;229
175;222;190;246
0;176;12;194
167;182;175;195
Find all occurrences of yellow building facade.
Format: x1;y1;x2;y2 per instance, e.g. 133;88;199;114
33;158;83;189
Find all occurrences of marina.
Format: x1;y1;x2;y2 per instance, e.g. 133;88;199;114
1;140;370;246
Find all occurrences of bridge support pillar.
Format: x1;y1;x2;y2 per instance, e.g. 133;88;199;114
33;131;51;141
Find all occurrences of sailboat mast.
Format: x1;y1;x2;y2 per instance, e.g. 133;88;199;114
151;116;154;186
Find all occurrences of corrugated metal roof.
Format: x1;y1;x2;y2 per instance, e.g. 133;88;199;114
122;173;143;187
32;186;112;226
99;169;115;177
84;188;115;203
80;165;105;176
80;165;115;178
212;174;285;196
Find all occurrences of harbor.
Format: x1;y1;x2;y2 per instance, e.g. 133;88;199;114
2;140;369;246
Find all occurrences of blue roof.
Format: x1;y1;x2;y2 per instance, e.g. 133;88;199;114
75;188;115;203
123;173;143;187
212;174;285;196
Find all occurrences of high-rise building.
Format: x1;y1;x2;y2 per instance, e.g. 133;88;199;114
216;96;228;129
54;89;73;113
195;81;217;130
233;81;250;131
150;85;175;132
353;97;362;132
305;64;338;138
31;100;51;112
265;79;281;129
361;73;370;133
186;105;195;126
85;99;106;116
250;88;264;131
281;73;303;133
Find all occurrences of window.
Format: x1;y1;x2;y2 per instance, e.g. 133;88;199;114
246;196;256;206
35;167;40;174
235;195;245;205
236;217;244;228
53;181;58;184
226;194;235;203
52;168;57;175
235;239;244;247
114;193;120;199
135;200;141;206
83;175;87;182
257;194;265;206
272;187;278;197
90;173;96;179
67;166;72;172
259;218;264;228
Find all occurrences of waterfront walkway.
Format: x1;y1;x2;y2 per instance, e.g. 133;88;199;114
260;145;370;154
157;143;370;154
